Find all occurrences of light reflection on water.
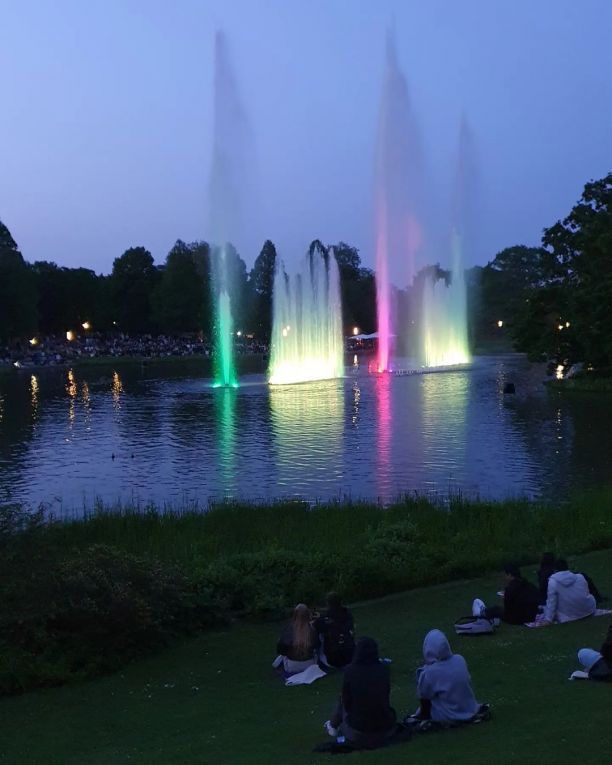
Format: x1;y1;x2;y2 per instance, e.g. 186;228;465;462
0;355;611;514
270;379;344;493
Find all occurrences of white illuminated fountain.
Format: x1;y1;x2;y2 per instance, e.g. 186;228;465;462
268;243;344;385
421;231;470;367
420;118;472;368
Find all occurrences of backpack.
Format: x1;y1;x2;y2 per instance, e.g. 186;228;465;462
321;612;355;666
454;616;495;636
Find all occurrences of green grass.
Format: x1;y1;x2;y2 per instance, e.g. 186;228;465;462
1;548;611;765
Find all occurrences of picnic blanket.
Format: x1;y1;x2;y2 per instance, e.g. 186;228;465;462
525;608;612;628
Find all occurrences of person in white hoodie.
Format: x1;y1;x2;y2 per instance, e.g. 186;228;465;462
542;558;596;625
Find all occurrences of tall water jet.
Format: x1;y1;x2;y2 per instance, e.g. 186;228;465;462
420;119;472;367
374;29;423;372
268;243;344;385
208;30;254;387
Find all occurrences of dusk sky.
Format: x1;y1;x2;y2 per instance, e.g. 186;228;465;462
1;0;611;283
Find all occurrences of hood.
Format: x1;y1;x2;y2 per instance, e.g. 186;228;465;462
553;570;580;587
352;636;379;665
423;629;453;664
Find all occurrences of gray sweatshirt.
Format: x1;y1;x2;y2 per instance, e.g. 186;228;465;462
543;570;596;623
416;630;479;722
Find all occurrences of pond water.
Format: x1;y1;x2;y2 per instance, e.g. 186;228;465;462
0;354;610;514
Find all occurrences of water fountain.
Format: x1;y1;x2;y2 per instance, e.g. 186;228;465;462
374;29;423;372
208;30;253;387
268;243;344;385
420;119;472;368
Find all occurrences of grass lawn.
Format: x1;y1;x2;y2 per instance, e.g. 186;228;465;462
2;549;612;765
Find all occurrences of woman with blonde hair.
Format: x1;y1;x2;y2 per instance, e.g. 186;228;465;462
276;603;319;675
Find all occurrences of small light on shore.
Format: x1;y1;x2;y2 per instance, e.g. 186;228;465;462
353;326;359;336
82;321;91;330
66;330;75;341
497;320;503;328
29;337;38;346
236;330;242;337
565;321;570;328
558;324;564;331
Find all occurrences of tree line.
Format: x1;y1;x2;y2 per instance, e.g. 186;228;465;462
0;230;376;344
2;170;611;367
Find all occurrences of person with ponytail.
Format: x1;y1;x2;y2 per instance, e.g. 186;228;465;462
276;603;319;675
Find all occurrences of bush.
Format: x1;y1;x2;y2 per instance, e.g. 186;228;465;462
0;506;224;695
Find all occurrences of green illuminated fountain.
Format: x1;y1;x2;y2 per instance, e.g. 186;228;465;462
208;30;252;388
212;250;238;388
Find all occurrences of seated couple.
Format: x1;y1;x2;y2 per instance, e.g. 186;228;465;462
275;594;355;676
473;560;597;626
324;630;484;749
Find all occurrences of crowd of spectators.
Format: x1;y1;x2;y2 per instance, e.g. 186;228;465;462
1;333;269;368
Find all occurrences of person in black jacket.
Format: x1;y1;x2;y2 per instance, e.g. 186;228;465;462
537;552;556;604
324;637;397;748
314;592;355;669
473;563;540;625
577;622;612;681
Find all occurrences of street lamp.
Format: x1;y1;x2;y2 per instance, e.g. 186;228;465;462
29;337;38;346
497;320;503;328
66;330;75;341
353;326;359;336
82;321;91;330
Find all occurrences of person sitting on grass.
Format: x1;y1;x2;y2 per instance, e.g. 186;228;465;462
409;629;480;724
576;621;612;681
538;551;605;606
541;558;596;625
276;603;319;675
472;563;541;625
537;552;557;604
324;636;397;749
314;592;355;669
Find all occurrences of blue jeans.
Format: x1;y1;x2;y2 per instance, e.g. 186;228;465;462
578;648;602;671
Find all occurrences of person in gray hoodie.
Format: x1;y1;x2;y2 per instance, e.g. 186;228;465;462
542;558;596;625
414;629;480;722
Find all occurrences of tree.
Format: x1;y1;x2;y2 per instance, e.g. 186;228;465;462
477;246;549;348
248;240;276;340
33;262;108;334
0;220;38;342
110;247;159;334
153;240;206;334
537;173;612;366
329;242;377;334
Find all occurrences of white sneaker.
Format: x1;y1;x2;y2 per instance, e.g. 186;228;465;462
472;598;486;617
324;720;338;737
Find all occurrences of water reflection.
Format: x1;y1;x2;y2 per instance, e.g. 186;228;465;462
420;372;468;495
66;369;77;426
375;374;392;495
213;386;237;496
2;357;612;510
351;382;361;426
30;375;39;423
270;380;344;494
112;371;123;409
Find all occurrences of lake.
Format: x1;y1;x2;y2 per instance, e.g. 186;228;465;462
0;354;610;514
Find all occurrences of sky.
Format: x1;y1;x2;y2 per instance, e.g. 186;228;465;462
1;0;611;283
